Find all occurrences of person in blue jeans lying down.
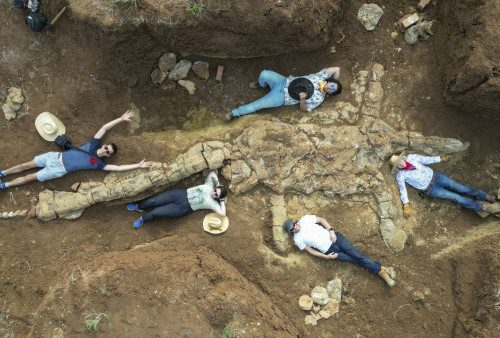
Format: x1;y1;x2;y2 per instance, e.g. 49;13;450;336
390;153;500;217
224;66;342;121
127;171;227;229
284;214;396;287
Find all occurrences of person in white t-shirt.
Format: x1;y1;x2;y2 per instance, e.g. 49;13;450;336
283;214;396;287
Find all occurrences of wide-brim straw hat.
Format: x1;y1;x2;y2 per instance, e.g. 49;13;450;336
203;213;229;235
35;112;66;141
389;151;406;172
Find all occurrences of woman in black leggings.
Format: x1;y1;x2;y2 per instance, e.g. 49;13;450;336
127;171;227;229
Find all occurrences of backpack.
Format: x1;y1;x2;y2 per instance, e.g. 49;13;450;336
26;12;48;32
13;0;27;9
54;134;73;150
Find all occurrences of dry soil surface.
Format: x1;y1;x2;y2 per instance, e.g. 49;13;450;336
1;0;500;337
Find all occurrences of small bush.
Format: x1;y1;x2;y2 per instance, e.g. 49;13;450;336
186;1;204;15
84;310;111;332
220;323;232;338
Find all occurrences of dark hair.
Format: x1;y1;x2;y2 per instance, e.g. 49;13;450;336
216;185;227;201
110;143;118;154
330;79;342;96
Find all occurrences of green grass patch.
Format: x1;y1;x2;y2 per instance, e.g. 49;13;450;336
220;322;232;338
84;310;111;332
186;1;204;15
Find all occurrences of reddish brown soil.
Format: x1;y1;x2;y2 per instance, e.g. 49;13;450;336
1;0;499;337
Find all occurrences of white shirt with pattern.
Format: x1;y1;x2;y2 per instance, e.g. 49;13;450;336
293;214;333;253
396;154;442;204
284;69;331;112
186;174;222;214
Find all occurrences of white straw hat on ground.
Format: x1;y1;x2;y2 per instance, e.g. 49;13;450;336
389;151;406;173
203;213;229;234
35;112;65;141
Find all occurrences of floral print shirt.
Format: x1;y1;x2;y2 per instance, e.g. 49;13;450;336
283;69;331;112
186;174;222;213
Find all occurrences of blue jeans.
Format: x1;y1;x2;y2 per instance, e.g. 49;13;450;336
425;172;487;211
232;70;286;117
138;188;193;222
325;233;381;274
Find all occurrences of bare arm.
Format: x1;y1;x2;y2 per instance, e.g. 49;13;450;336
94;110;134;139
206;170;220;186
215;200;226;217
299;92;308;112
304;246;338;260
103;159;152;172
325;67;340;80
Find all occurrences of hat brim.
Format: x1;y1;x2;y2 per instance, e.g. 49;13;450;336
288;78;314;100
390;151;406;173
203;213;229;235
35;112;66;141
284;218;295;234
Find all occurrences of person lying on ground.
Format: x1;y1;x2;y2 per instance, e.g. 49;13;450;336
390;153;500;217
127;170;227;229
224;67;342;121
283;215;396;287
0;110;152;190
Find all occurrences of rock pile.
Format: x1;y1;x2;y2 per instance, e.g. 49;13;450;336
300;278;343;326
395;12;435;45
150;52;210;95
2;87;24;121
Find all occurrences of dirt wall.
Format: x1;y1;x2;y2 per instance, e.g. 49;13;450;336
63;0;347;58
437;0;500;119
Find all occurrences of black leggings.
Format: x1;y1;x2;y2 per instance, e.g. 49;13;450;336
138;188;193;222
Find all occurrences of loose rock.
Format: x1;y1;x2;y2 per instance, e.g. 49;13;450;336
412;291;425;304
216;65;224;82
159;52;177;73
151;68;167;84
357;4;384;31
192;61;210;80
398;13;419;32
404;24;420;45
311;286;329;305
304;314;317;326
299;295;313;311
178;80;196;95
2;87;24;121
168;59;192;80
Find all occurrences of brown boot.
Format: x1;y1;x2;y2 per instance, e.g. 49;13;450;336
485;194;497;203
378;266;395;287
482;202;500;214
386;266;396;280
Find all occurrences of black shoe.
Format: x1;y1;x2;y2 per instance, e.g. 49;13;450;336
224;112;234;121
249;81;260;89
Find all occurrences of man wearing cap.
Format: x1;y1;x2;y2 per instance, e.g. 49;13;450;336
284;215;396;287
224;67;342;121
0;110;152;190
390;153;500;217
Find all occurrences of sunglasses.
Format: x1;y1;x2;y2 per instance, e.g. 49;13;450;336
213;188;220;198
104;145;111;155
327;83;336;93
290;223;297;232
